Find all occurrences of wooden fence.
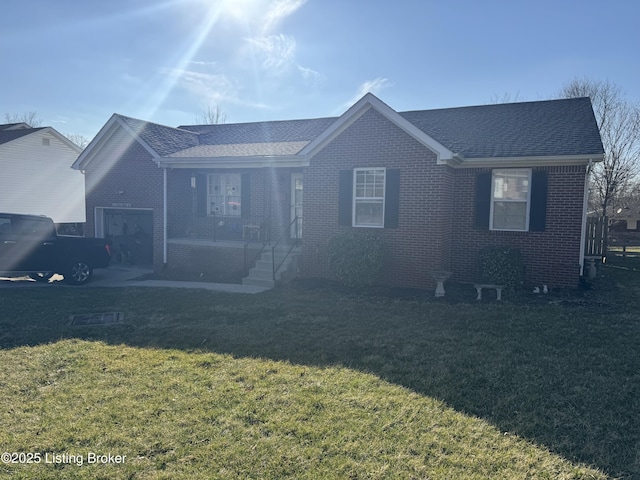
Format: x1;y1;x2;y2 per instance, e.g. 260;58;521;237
609;231;640;259
584;216;608;259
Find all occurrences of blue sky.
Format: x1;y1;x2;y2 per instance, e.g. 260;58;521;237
1;0;639;141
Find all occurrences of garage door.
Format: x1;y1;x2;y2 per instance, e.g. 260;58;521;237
96;208;153;265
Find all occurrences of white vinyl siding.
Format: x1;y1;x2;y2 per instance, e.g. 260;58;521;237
0;131;85;223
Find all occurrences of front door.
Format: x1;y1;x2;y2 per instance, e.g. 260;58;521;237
291;173;303;240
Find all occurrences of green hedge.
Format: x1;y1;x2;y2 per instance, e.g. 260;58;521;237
327;231;384;288
478;246;525;289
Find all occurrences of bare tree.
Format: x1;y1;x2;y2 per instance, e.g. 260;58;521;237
63;132;90;150
488;91;525;104
195;105;227;124
4;111;43;127
560;78;640;217
4;111;90;149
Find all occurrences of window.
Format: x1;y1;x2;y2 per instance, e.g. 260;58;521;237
353;168;386;227
339;169;399;228
490;169;531;231
208;174;241;216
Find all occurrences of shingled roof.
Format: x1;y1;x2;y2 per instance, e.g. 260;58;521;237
169;96;603;160
117;115;199;156
80;95;603;168
401;97;604;158
172;117;337;158
0;126;45;146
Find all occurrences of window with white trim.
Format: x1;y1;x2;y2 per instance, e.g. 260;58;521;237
490;169;531;231
208;173;241;216
353;168;385;227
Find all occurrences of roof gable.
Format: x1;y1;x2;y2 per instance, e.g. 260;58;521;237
73;114;199;170
299;93;456;163
0;126;82;154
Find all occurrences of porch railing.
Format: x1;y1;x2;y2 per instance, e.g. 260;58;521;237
176;214;269;243
272;216;300;281
243;217;271;276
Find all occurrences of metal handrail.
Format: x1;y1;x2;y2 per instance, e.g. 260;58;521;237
243;217;271;276
272;216;299;281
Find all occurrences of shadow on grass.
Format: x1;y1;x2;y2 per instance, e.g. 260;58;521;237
1;266;639;478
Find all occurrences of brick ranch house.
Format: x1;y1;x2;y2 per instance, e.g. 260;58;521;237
72;93;604;289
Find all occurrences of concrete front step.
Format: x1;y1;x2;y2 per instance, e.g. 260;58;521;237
246;268;274;280
242;251;299;288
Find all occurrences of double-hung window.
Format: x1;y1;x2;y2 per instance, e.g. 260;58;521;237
353;168;386;227
208;173;241;216
490;169;531;231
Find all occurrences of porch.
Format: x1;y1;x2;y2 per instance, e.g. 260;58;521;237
173;213;273;244
167;215;301;287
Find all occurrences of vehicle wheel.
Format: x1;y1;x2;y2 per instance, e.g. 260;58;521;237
64;260;93;285
29;272;55;283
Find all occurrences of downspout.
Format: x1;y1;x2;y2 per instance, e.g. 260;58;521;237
578;159;593;276
163;167;168;265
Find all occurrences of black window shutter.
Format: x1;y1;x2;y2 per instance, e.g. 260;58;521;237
529;170;548;232
338;170;353;226
474;172;491;230
241;174;251;219
196;174;207;217
384;169;400;228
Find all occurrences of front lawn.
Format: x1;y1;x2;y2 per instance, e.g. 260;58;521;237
1;260;638;478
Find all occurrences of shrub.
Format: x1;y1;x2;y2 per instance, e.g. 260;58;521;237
478;246;525;289
327;231;384;288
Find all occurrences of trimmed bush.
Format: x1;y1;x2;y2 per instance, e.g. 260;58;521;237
478;246;525;289
327;231;384;288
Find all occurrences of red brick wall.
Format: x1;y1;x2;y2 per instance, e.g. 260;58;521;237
451;166;587;288
84;127;165;266
301;108;450;289
166;169;194;239
167;242;250;281
301;108;587;289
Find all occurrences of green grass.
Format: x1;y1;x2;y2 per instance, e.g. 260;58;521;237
1;262;639;478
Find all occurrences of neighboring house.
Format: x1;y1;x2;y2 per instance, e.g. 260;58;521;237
0;123;85;226
72;94;604;288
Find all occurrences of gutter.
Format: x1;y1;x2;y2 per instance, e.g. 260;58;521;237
163;167;168;265
156;155;308;169
579;159;593;276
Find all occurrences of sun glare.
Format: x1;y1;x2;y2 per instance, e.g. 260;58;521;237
218;0;263;20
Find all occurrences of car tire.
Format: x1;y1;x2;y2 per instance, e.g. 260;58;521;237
64;260;93;285
29;272;55;283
